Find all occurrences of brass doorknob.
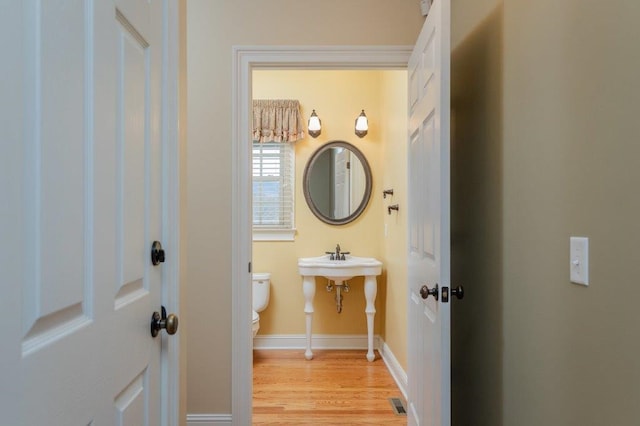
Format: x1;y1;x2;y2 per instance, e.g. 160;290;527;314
150;306;179;337
164;313;179;334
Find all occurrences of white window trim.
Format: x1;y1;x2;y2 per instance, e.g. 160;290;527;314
252;227;297;241
252;141;296;237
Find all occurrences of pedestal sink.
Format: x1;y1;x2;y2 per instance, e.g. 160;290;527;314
298;254;382;362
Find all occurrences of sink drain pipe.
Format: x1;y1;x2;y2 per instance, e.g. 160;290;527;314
327;280;350;313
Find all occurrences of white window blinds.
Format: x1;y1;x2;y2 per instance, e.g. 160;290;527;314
252;142;295;230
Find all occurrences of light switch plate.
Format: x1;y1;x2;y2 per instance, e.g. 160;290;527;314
570;237;589;286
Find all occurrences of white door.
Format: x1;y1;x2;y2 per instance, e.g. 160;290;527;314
349;151;366;213
1;0;168;424
333;147;350;217
406;0;451;425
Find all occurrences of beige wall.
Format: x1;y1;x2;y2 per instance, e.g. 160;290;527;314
178;1;188;424
451;0;640;423
450;1;503;424
503;1;640;424
185;0;423;416
188;0;640;422
453;0;640;423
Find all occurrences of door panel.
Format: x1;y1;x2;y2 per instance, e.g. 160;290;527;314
2;0;165;423
114;370;149;425
22;0;91;357
115;8;151;306
407;1;451;425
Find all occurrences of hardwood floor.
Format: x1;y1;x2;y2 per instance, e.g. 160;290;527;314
253;349;407;425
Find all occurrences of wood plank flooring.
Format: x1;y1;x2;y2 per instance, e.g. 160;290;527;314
253;349;407;425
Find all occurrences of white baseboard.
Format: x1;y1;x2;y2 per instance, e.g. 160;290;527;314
378;341;408;400
186;413;232;425
187;336;407;425
252;333;382;350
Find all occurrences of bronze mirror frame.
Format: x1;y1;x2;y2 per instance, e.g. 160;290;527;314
302;140;372;226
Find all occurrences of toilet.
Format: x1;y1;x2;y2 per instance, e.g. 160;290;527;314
252;272;271;338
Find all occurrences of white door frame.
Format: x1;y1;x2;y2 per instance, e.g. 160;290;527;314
231;45;412;425
161;1;181;425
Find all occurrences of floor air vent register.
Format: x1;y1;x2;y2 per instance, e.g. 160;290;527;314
388;397;407;416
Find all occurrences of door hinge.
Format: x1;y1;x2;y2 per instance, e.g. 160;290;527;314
248;261;252;273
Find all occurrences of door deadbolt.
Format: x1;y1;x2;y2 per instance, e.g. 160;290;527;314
150;306;179;338
151;241;165;265
420;283;439;301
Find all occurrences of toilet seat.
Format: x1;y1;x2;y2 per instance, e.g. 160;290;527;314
252;310;259;324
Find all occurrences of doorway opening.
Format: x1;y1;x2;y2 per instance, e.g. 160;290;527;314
231;46;412;425
250;68;409;420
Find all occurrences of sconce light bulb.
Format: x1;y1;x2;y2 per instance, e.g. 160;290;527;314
308;109;321;138
355;109;368;138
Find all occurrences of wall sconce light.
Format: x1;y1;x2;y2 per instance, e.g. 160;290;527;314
355;109;368;138
308;109;322;138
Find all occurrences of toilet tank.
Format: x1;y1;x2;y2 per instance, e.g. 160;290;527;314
252;272;271;313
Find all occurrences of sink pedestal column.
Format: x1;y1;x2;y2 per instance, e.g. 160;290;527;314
302;275;315;360
301;275;378;362
364;275;377;362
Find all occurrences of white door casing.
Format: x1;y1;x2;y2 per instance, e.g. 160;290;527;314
0;0;180;424
407;1;451;425
232;46;412;426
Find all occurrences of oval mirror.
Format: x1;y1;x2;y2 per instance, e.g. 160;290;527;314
303;141;372;225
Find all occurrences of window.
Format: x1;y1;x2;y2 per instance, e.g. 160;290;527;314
252;142;295;240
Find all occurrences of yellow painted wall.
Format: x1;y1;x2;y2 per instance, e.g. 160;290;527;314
379;71;409;369
253;70;395;337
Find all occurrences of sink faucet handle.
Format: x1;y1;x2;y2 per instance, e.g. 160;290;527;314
325;251;335;260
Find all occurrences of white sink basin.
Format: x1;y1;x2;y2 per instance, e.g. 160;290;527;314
298;254;383;361
298;254;382;282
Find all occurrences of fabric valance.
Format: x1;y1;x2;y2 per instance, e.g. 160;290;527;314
252;99;305;143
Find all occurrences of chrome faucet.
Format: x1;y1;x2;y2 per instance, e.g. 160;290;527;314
326;244;350;260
